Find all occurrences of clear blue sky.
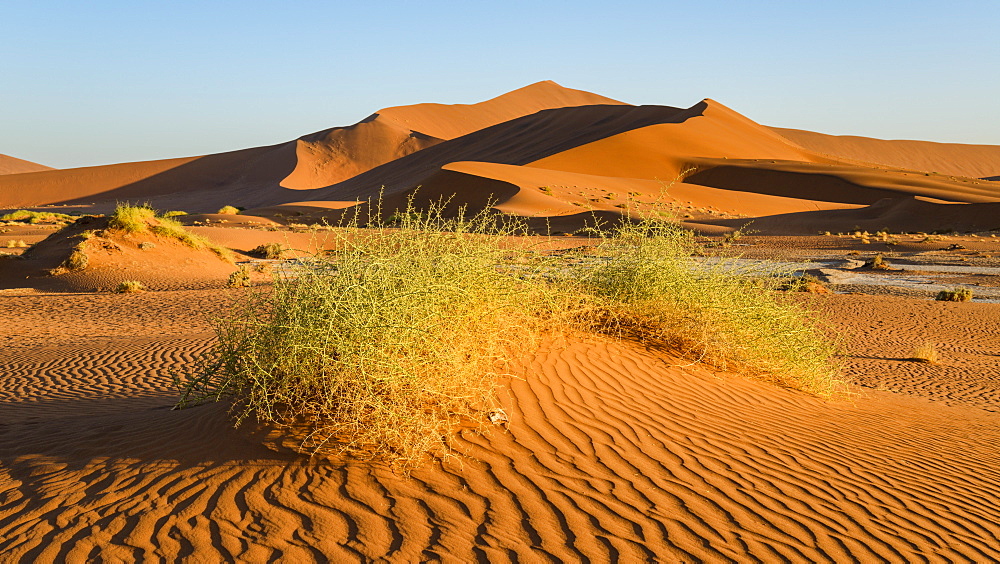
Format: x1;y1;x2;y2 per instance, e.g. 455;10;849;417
2;1;998;168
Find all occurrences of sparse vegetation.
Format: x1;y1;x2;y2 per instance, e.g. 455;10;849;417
226;266;251;288
5;240;28;248
936;288;973;302
777;274;829;293
865;254;891;270
106;203;232;261
161;211;187;218
1;210;75;224
217;205;240;215
115;280;146;293
909;342;939;363
178;203;842;467
249;242;286;259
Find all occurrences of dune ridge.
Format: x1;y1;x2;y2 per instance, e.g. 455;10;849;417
0;154;53;175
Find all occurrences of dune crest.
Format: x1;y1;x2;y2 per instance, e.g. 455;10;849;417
0;153;53;175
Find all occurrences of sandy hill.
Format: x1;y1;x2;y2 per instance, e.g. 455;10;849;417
773;127;1000;180
2;83;999;234
0;153;53;175
0;81;619;211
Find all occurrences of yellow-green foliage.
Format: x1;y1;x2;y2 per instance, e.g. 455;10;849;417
62;249;89;271
106;203;232;261
115;280;145;293
217;205;240;215
936;288;973;302
1;210;75;224
161;210;187;218
227;266;251;288
574;219;839;395
178;205;841;466
249;242;285;259
909;342;939;364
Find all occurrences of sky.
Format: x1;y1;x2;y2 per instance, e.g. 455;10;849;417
2;0;998;169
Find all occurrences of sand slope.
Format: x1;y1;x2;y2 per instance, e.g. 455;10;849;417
774;127;1000;180
1;290;997;560
0;154;53;175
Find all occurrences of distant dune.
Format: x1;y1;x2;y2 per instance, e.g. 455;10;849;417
2;82;999;234
0;153;53;175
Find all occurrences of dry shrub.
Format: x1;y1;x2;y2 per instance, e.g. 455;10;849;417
909;342;939;363
217;205;240;215
227;266;251;288
177;205;841;467
249;242;285;259
936;288;973;302
115;280;145;293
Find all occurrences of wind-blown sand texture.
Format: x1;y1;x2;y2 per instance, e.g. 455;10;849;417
2;83;1000;560
1;290;998;560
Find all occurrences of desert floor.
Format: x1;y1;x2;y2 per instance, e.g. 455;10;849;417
1;226;998;562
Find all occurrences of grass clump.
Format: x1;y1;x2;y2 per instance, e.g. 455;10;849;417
574;219;839;395
5;240;28;248
249;242;286;259
178;208;551;465
1;210;75;224
178;205;841;467
162;210;188;218
227;266;251;288
936;288;973;302
106;203;232;261
909;342;939;363
115;280;145;293
217;205;240;215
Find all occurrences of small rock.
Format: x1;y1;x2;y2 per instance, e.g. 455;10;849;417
487;408;509;425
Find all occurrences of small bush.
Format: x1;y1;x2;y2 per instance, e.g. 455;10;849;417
249;242;286;259
108;203;156;233
62;249;89;271
865;254;891;270
115;280;145;293
909;342;939;363
777;274;829;293
6;240;28;248
227;267;251;288
162;211;187;218
217;205;240;215
936;288;973;302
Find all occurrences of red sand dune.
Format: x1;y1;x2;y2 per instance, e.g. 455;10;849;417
774;127;1000;180
2;82;999;233
0;154;53;175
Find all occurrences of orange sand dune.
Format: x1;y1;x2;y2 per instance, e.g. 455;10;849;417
0;154;53;175
282;81;623;190
696;196;1000;235
774;127;1000;180
1;289;997;560
0;82;620;211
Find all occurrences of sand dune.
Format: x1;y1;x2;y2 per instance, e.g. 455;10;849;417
3;83;999;235
0;154;53;175
774;127;1000;180
1;289;997;560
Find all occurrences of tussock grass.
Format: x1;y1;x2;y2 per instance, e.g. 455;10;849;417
249;242;286;259
909;342;939;363
936;288;973;302
107;203;233;261
573;220;840;396
217;205;240;215
179;207;552;466
1;210;75;224
115;280;145;293
178;204;842;466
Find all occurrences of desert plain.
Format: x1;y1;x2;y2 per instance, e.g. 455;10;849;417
1;81;998;561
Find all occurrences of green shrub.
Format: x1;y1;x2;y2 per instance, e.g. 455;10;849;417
108;203;157;233
105;203;232;261
0;210;75;224
936;288;973;302
574;219;840;395
217;205;240;215
178;203;841;466
161;210;187;218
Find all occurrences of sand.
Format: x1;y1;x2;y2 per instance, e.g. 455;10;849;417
0;154;53;176
2;82;999;560
1;287;997;560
